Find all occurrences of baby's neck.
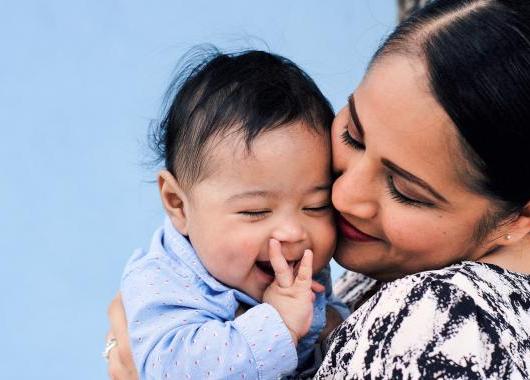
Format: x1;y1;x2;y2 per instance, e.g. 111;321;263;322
235;302;251;317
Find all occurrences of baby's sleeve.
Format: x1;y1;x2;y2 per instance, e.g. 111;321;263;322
121;254;298;380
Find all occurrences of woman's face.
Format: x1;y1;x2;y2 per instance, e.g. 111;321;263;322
332;56;500;281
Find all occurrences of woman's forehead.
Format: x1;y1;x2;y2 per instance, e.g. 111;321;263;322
362;56;440;122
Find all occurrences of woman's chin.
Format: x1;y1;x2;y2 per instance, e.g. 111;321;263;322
334;240;377;270
333;242;397;280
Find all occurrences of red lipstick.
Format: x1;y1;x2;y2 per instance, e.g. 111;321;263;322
337;214;379;243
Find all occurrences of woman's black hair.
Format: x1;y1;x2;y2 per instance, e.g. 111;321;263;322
371;0;530;221
149;46;334;189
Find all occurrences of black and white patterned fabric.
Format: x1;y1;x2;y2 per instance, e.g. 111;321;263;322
316;261;530;379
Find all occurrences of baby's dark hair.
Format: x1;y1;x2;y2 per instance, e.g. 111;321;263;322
149;47;335;189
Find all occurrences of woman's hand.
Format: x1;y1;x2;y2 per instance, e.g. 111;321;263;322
106;293;138;380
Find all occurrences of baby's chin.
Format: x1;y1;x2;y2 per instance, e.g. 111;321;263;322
250;279;273;303
231;272;274;303
240;287;266;303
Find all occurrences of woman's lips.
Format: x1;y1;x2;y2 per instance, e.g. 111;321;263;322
337;214;379;243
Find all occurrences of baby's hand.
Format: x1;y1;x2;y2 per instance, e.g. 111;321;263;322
262;239;324;346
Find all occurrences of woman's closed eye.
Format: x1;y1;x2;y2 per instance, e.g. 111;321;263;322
340;124;435;209
341;128;365;150
386;175;435;208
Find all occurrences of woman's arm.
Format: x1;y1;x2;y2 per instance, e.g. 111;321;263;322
106;293;138;380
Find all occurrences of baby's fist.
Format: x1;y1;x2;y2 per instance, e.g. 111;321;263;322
263;240;317;345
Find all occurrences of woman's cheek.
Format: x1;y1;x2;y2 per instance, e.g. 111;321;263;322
383;211;441;254
384;212;460;271
331;175;349;213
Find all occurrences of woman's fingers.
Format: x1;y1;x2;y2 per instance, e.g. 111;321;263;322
294;249;313;287
107;293;138;379
106;333;130;380
269;238;294;287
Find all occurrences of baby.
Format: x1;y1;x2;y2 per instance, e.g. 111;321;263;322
121;49;349;379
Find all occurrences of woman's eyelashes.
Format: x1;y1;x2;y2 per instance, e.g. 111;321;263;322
341;128;365;150
340;126;435;209
386;175;435;208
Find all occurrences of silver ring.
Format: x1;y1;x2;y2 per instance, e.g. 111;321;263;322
102;338;118;362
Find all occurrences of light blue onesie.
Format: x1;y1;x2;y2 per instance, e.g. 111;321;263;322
121;217;349;379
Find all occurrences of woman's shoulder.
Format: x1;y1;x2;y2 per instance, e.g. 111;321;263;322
382;260;530;313
332;260;527;313
367;261;530;353
318;262;530;379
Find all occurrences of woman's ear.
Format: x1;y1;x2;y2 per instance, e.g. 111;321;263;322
158;170;190;235
497;202;530;246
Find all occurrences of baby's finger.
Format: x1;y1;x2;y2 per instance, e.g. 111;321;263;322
311;280;325;293
294;249;313;287
269;239;294;287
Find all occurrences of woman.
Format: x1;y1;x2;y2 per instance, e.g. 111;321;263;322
106;0;530;378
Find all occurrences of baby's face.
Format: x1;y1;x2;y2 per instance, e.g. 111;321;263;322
184;122;336;301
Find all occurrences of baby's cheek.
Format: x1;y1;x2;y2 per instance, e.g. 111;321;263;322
313;222;336;272
238;238;259;257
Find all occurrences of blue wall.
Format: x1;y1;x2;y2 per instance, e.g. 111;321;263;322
0;1;396;378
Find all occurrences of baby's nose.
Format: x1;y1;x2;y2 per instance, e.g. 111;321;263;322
271;221;308;244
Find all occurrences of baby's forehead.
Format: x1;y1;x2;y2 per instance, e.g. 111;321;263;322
206;122;329;160
195;122;332;190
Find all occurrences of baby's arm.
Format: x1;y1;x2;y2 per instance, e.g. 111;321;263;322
121;256;297;380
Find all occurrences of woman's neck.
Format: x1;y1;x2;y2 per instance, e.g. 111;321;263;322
478;235;530;275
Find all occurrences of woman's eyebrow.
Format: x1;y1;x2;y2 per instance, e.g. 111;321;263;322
382;158;449;203
348;94;364;138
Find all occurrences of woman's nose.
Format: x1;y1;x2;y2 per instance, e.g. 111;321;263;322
332;157;379;220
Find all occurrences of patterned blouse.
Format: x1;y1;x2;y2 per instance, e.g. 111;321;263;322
316;261;530;379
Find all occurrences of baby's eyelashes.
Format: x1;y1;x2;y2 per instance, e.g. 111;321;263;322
237;209;271;220
237;203;331;217
303;204;332;213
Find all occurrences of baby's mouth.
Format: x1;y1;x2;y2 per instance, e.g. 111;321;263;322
255;260;299;277
256;261;275;276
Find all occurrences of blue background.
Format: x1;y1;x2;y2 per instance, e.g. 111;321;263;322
0;1;396;378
